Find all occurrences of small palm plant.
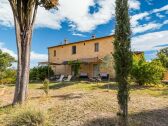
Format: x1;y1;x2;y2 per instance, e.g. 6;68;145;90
43;78;50;96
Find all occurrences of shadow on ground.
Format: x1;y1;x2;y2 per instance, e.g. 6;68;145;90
30;92;85;101
50;92;85;100
82;107;168;126
49;82;77;89
98;84;152;91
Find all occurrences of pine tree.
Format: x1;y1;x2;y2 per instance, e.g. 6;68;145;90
113;0;132;125
9;0;58;104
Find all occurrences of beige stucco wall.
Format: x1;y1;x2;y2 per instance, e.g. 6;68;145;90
48;36;115;78
164;71;168;80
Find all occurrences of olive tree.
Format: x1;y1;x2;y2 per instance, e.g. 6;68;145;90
9;0;58;104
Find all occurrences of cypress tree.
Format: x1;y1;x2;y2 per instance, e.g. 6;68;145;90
113;0;132;125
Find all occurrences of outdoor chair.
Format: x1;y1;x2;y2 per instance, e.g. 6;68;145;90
89;77;96;82
100;73;109;80
89;76;101;82
79;72;89;80
56;75;64;82
64;75;72;82
96;76;102;82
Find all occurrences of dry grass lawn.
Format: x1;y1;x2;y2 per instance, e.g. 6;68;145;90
0;82;168;126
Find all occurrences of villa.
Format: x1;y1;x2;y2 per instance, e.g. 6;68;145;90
46;35;116;79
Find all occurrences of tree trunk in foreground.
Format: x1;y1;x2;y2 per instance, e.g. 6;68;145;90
9;0;38;104
114;0;132;125
13;21;32;104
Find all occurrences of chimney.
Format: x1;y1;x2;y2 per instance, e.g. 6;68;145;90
92;34;96;39
64;39;68;44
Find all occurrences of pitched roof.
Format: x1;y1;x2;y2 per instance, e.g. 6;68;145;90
48;35;115;49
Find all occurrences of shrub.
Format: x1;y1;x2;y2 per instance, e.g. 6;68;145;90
8;108;46;126
131;55;165;85
154;47;168;69
0;69;16;85
0;78;16;85
29;66;54;81
43;78;49;96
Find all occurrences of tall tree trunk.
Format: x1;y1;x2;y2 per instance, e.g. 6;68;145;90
117;79;129;126
13;25;32;104
9;0;38;104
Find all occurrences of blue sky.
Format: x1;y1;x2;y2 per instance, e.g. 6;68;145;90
0;0;168;67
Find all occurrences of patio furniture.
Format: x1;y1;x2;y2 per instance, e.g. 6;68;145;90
79;72;89;80
100;73;109;80
64;75;72;82
95;77;102;82
89;77;96;82
56;75;64;82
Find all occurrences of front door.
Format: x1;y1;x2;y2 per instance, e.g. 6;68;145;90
93;64;99;77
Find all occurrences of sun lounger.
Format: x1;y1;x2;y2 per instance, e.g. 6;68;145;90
56;75;64;82
64;75;72;82
89;77;96;82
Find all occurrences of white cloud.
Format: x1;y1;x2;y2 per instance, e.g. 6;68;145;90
156;13;165;18
163;20;168;25
144;0;153;5
130;3;168;35
0;0;13;27
58;0;115;32
145;16;151;21
131;12;149;27
30;51;48;60
35;7;63;29
132;22;162;34
153;5;168;13
72;32;86;37
0;42;17;58
129;0;140;10
0;0;167;34
0;0;140;32
131;4;168;34
132;30;168;51
59;0;140;32
0;0;64;29
0;42;47;61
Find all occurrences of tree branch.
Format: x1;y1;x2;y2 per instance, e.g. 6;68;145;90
8;0;19;22
31;1;38;28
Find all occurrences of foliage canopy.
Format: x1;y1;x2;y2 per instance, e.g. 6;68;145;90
156;47;168;69
131;54;165;85
113;0;132;125
29;66;54;81
0;50;15;71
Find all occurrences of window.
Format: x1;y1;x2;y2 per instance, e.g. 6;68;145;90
54;50;56;57
72;46;76;54
95;43;99;52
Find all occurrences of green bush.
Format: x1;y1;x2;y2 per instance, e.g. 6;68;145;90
131;55;165;85
0;78;16;84
0;69;16;85
43;78;49;96
29;66;54;81
8;108;46;126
